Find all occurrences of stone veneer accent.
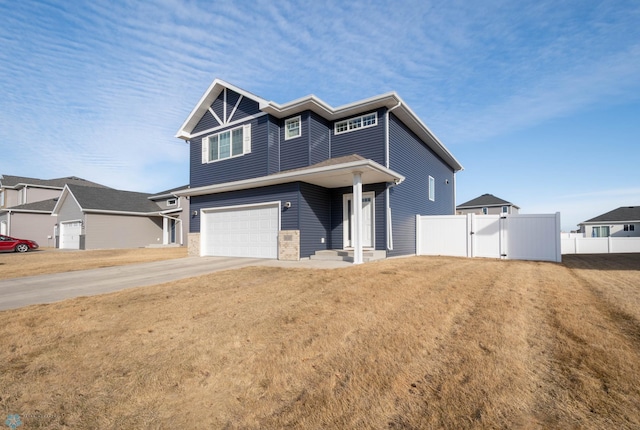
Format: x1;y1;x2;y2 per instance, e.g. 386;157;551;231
188;233;200;256
278;230;300;261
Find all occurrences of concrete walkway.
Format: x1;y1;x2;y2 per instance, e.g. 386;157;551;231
0;256;351;312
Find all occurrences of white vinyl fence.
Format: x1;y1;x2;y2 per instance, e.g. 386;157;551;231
561;235;640;254
417;213;562;262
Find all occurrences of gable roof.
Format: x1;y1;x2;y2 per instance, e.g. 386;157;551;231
580;206;640;224
0;174;109;190
52;184;163;215
457;193;520;209
175;79;463;172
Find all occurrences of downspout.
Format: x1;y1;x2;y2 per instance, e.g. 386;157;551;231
385;102;402;251
7;209;11;235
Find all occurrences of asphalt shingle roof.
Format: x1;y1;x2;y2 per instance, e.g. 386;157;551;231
1;199;58;212
457;193;518;209
582;206;640;223
150;185;190;198
0;174;109;189
67;184;162;213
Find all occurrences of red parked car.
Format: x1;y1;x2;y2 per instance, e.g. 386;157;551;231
0;235;39;253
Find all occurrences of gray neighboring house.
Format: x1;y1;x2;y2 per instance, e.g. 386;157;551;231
456;193;520;215
51;184;189;249
0;175;109;247
578;206;640;238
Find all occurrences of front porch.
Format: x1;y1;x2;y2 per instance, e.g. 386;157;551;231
310;249;387;263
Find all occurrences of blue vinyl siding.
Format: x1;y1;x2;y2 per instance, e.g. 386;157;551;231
189;182;332;258
388;113;455;257
299;183;332;256
192;110;219;134
280;112;310;171
309;112;331;165
329;183;387;251
233;94;261;121
189;183;300;234
267;116;280;175
190;115;270;188
331;108;386;164
211;93;225;124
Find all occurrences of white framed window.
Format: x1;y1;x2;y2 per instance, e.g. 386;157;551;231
167;198;177;207
428;176;435;202
502;206;508;213
482;207;488;215
284;116;301;140
334;112;378;135
202;123;251;163
624;224;635;232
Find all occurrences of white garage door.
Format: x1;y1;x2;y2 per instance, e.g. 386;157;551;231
202;203;279;258
60;221;82;249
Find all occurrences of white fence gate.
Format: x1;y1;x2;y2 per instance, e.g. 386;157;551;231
417;213;562;263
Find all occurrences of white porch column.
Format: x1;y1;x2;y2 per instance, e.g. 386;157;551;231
162;217;169;245
353;171;363;264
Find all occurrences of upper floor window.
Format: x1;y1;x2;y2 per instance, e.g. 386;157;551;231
334;112;377;135
624;224;635;232
502;206;508;213
285;116;301;140
202;124;251;163
428;176;435;202
482;207;488;215
167;199;177;207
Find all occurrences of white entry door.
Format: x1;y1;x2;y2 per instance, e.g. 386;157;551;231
201;203;279;259
343;192;375;248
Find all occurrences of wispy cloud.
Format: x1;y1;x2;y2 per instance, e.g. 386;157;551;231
0;0;639;195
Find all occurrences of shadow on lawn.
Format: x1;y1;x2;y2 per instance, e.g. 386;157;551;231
562;253;640;271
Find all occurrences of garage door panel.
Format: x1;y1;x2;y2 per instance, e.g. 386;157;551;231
202;204;279;258
60;221;82;249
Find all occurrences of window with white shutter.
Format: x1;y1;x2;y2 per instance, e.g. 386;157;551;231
202;123;252;163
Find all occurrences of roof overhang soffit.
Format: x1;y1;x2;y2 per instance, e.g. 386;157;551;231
177;159;405;197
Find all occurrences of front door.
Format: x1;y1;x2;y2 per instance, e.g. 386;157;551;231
343;192;375;248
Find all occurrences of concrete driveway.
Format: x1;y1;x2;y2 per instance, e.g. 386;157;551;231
0;256;352;312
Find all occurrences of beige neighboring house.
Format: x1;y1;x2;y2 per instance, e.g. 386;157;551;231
456;193;520;216
51;184;189;249
578;206;640;238
0;175;109;247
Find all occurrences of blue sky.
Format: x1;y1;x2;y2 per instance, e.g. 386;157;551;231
1;0;639;231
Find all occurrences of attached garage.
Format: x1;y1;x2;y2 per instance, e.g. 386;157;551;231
60;220;82;249
201;202;279;258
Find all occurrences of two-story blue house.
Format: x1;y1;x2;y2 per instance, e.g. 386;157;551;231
176;79;463;263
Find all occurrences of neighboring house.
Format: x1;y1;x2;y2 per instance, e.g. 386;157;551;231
578;206;640;238
175;79;463;262
51;184;189;249
0;175;109;246
456;193;520;216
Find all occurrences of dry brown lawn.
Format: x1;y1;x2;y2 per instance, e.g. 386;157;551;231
0;247;187;280
1;253;640;429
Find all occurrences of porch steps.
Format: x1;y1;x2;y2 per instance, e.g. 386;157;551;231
310;249;386;263
145;244;182;248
